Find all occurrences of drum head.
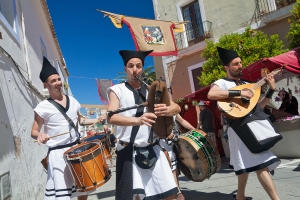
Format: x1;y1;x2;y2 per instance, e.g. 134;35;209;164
174;130;220;182
82;134;105;142
67;142;97;156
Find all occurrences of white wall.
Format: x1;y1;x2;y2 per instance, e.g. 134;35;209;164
0;0;68;199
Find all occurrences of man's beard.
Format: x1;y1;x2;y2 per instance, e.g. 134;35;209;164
229;68;242;77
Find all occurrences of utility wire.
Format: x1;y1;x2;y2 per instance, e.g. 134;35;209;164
68;75;124;81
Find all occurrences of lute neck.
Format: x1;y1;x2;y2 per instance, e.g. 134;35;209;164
251;69;279;90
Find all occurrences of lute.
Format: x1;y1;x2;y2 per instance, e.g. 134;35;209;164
218;67;283;119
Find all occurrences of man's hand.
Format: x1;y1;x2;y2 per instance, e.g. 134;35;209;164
37;132;49;145
137;113;157;127
98;115;107;124
154;104;169;116
264;74;276;90
167;132;175;140
241;89;254;99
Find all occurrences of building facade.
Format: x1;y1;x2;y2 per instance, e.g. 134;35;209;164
0;0;71;199
152;0;296;100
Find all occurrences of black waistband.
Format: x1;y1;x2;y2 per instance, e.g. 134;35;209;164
48;139;79;153
119;140;128;146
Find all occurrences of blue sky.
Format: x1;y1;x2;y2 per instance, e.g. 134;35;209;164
47;0;155;105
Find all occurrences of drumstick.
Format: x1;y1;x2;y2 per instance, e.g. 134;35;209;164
88;115;106;129
34;131;71;143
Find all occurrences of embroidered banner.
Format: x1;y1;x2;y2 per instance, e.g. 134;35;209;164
99;10;185;56
96;79;113;103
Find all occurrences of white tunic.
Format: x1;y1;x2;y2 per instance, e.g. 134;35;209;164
213;79;280;175
108;83;177;199
34;96;90;199
34;96;79;147
159;116;177;171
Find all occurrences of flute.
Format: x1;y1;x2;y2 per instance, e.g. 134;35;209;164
106;102;148;116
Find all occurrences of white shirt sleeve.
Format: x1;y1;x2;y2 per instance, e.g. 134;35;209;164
212;79;227;91
107;84;122;101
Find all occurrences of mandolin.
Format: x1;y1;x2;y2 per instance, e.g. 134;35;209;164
218;67;283;119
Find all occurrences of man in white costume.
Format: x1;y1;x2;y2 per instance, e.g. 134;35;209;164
31;57;105;200
208;47;281;200
107;50;181;200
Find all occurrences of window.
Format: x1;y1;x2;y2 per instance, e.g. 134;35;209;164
182;1;204;46
191;67;203;91
0;1;14;28
0;0;19;42
188;61;205;93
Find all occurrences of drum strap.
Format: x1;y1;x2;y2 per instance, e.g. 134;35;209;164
48;139;80;153
47;96;81;139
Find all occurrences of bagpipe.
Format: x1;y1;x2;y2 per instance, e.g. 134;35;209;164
107;76;173;143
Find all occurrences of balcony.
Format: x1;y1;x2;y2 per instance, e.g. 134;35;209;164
174;20;212;51
252;0;296;23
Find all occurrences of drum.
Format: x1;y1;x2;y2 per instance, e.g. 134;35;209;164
81;134;112;161
64;141;111;192
174;129;221;182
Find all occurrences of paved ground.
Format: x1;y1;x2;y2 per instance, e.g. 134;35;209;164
87;157;300;200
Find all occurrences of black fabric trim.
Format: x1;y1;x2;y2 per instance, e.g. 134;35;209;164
235;157;280;175
222;78;249;85
45;187;76;193
65;95;70;111
49;139;79;152
227;105;282;153
45;193;55;197
54;188;72;192
48;95;70;112
144;187;178;200
45;193;72;197
115;82;146;200
132;188;146;195
222;78;239;84
56;194;72;197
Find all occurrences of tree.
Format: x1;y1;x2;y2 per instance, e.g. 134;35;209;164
198;28;286;86
115;65;156;85
286;0;300;49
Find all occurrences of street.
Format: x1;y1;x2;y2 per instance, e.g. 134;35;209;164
87;157;300;200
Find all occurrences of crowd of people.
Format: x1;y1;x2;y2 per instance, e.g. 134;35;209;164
30;46;294;200
279;91;299;115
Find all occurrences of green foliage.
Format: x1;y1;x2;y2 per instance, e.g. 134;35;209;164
198;28;286;86
286;0;300;49
174;98;185;104
115;65;156;84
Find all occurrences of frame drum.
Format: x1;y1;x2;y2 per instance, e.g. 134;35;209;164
174;129;221;182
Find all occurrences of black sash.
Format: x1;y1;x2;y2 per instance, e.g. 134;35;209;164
115;83;146;200
226;105;282;153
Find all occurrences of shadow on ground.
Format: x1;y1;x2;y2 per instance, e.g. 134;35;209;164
292;163;300;171
180;188;253;200
89;189;116;199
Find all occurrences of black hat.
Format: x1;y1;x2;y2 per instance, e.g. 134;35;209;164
119;50;153;66
217;47;239;66
39;57;59;82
